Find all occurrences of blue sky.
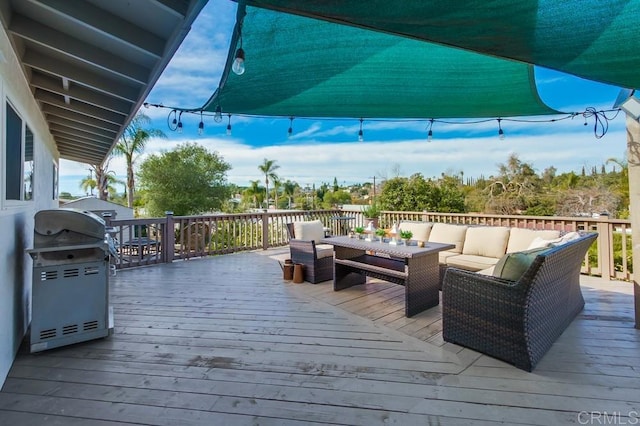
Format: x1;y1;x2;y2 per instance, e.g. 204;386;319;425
59;0;627;196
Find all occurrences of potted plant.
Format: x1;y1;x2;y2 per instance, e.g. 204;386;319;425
354;226;365;239
400;230;413;245
361;203;381;228
375;228;386;242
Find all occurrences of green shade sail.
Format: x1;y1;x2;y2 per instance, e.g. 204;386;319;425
240;0;640;90
202;4;559;119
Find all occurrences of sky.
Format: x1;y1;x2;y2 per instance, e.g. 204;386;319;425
59;0;628;196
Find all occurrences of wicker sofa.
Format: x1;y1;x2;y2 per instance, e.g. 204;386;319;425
441;232;597;371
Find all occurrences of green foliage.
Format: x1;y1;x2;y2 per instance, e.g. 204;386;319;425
361;202;381;218
400;230;413;239
354;226;365;234
378;173;466;213
322;190;352;208
138;142;231;216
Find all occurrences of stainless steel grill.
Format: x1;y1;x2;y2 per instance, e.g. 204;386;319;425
27;208;115;352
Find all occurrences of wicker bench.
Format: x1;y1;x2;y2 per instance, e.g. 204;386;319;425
442;232;597;371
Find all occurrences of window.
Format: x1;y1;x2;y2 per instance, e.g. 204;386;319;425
24;126;34;200
4;102;34;202
52;162;58;200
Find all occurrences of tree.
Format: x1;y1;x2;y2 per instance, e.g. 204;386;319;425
113;112;166;208
91;158;124;200
282;180;297;209
272;176;282;209
137;143;231;216
257;158;280;209
243;180;264;209
79;172;96;196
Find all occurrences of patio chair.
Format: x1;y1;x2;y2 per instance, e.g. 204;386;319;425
441;232;597;371
286;220;334;283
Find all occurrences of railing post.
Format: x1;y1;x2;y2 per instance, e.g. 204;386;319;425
262;211;269;250
165;211;175;263
596;218;612;279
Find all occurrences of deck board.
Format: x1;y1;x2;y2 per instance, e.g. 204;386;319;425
1;248;638;425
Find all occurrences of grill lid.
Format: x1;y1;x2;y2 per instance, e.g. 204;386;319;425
34;208;106;241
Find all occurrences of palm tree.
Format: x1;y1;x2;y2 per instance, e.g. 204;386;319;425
283;180;296;209
244;180;263;209
79;172;96;196
272;176;282;209
91;158;125;200
113;112;165;208
258;158;280;209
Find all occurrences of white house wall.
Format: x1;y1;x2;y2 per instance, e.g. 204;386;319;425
0;24;58;387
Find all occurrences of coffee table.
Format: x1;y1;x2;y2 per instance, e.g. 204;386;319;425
321;236;454;317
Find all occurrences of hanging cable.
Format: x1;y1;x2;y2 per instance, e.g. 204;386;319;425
148;103;622;140
167;109;178;131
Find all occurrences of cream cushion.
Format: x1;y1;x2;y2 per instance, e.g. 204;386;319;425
315;244;335;258
293;220;324;242
507;228;561;253
399;221;432;242
438;251;461;264
462;226;510;259
446;254;501;272
428;223;468;253
492;247;549;281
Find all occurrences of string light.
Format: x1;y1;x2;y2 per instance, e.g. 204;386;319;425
232;33;245;75
287;116;294;138
146;103;622;138
226;114;232;136
177;111;183;133
198;111;204;135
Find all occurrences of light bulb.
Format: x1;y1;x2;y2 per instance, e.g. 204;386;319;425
427;129;433;142
287;126;293;138
214;105;222;123
358;129;364;142
499;129;505;140
177;121;183;133
226;124;232;136
232;48;245;75
198;121;204;135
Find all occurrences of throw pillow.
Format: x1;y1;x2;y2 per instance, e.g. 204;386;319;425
293;220;324;242
527;236;554;250
492;247;549;281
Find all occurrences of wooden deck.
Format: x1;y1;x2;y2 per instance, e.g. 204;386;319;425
1;248;638;425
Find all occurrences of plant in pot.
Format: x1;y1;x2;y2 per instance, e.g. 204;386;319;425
400;230;413;245
361;203;381;228
354;226;365;239
375;228;386;242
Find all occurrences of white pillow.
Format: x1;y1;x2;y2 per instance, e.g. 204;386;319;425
293;220;324;242
527;236;554;250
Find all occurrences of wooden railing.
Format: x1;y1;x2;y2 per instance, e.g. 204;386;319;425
107;210;340;268
106;209;633;281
